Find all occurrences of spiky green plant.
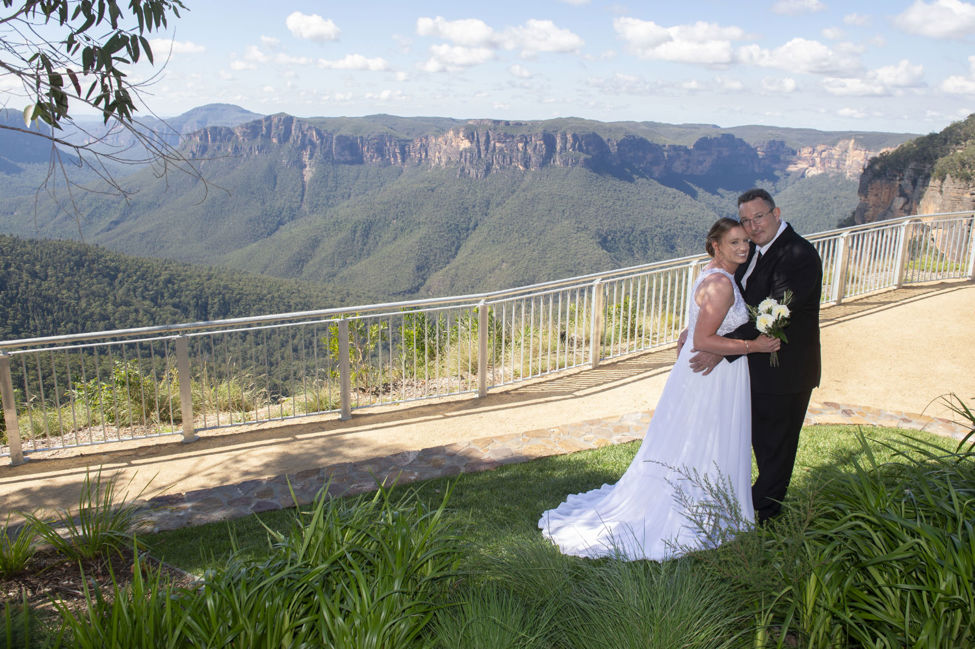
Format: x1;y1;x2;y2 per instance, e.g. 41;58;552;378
27;468;146;561
55;546;194;649
0;515;37;578
761;432;975;647
2;591;58;649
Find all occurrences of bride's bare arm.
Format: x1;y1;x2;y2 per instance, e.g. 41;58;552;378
691;275;780;356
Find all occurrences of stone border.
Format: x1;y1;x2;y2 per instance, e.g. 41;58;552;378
139;403;969;533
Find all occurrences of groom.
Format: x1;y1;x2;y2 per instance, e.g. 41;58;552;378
690;188;822;522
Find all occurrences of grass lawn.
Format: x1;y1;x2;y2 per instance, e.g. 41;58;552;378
7;422;969;648
145;423;958;574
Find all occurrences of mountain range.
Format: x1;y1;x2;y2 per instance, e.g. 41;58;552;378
0;105;918;300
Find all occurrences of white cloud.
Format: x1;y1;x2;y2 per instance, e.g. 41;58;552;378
874;60;924;87
232;43;313;70
243;45;269;64
717;76;744;91
762;77;798;93
843;13;870;26
738;38;859;75
941;55;975;93
772;0;826;15
509;63;532;78
822;59;924;96
942;76;975;93
147;39;205;55
613;17;744;64
365;89;407;101
286;12;340;42
894;0;975;39
261;36;280;48
416;16;583;58
821;27;844;40
395;71;410;82
502;19;584;55
317;54;389;71
420;44;495;72
837;107;868;119
274;53;311;66
416;16;496;47
822;77;886;96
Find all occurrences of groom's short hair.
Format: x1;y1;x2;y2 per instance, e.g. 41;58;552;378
738;188;775;210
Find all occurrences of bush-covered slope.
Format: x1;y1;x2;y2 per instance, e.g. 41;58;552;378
0;236;371;340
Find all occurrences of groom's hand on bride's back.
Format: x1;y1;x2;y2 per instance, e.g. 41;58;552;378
688;349;722;375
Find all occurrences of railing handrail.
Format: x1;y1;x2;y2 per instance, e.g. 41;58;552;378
3;209;974;465
0;254;712;351
3;209;972;352
807;211;975;240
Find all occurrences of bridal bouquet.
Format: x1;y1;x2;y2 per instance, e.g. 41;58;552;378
749;291;793;367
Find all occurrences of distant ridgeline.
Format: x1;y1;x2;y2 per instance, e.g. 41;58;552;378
854;113;975;224
0;236;372;340
0;106;916;300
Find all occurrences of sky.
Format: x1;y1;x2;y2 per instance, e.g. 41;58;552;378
118;1;975;134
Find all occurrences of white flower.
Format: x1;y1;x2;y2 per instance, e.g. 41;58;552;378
758;298;777;314
756;313;775;333
772;304;790;319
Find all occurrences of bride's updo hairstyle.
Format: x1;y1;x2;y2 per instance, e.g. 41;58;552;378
705;217;743;257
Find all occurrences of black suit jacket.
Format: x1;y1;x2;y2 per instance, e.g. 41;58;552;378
728;224;822;395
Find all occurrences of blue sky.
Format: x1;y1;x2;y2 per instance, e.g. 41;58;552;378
125;0;975;134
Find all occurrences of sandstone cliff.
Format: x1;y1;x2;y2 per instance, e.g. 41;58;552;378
853;114;975;223
182;114;887;186
918;174;975;214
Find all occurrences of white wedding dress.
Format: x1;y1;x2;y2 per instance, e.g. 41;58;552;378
539;268;754;560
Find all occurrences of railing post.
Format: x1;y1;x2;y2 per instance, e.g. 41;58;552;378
893;219;914;288
684;261;699;332
0;353;24;466
967;215;975;280
831;232;851;305
175;336;197;443
477;301;489;397
338;319;352;420
589;279;604;369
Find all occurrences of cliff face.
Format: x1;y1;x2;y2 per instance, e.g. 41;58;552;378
787;139;877;180
854;161;975;223
918;174;975;214
853;113;975;223
182;114;883;185
853;162;931;223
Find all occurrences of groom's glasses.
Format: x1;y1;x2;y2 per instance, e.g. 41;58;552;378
739;210;772;228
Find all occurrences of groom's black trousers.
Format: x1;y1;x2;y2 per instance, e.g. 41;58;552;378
751;388;813;522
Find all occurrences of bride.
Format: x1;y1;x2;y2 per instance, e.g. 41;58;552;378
538;218;780;560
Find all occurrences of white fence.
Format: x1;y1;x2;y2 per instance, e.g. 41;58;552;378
2;212;973;464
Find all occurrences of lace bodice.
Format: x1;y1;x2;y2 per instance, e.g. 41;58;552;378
686;267;749;340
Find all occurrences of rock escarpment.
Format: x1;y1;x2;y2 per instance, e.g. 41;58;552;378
182;114;887;187
853;113;975;223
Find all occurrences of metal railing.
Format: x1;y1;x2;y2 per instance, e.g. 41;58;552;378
2;211;973;464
